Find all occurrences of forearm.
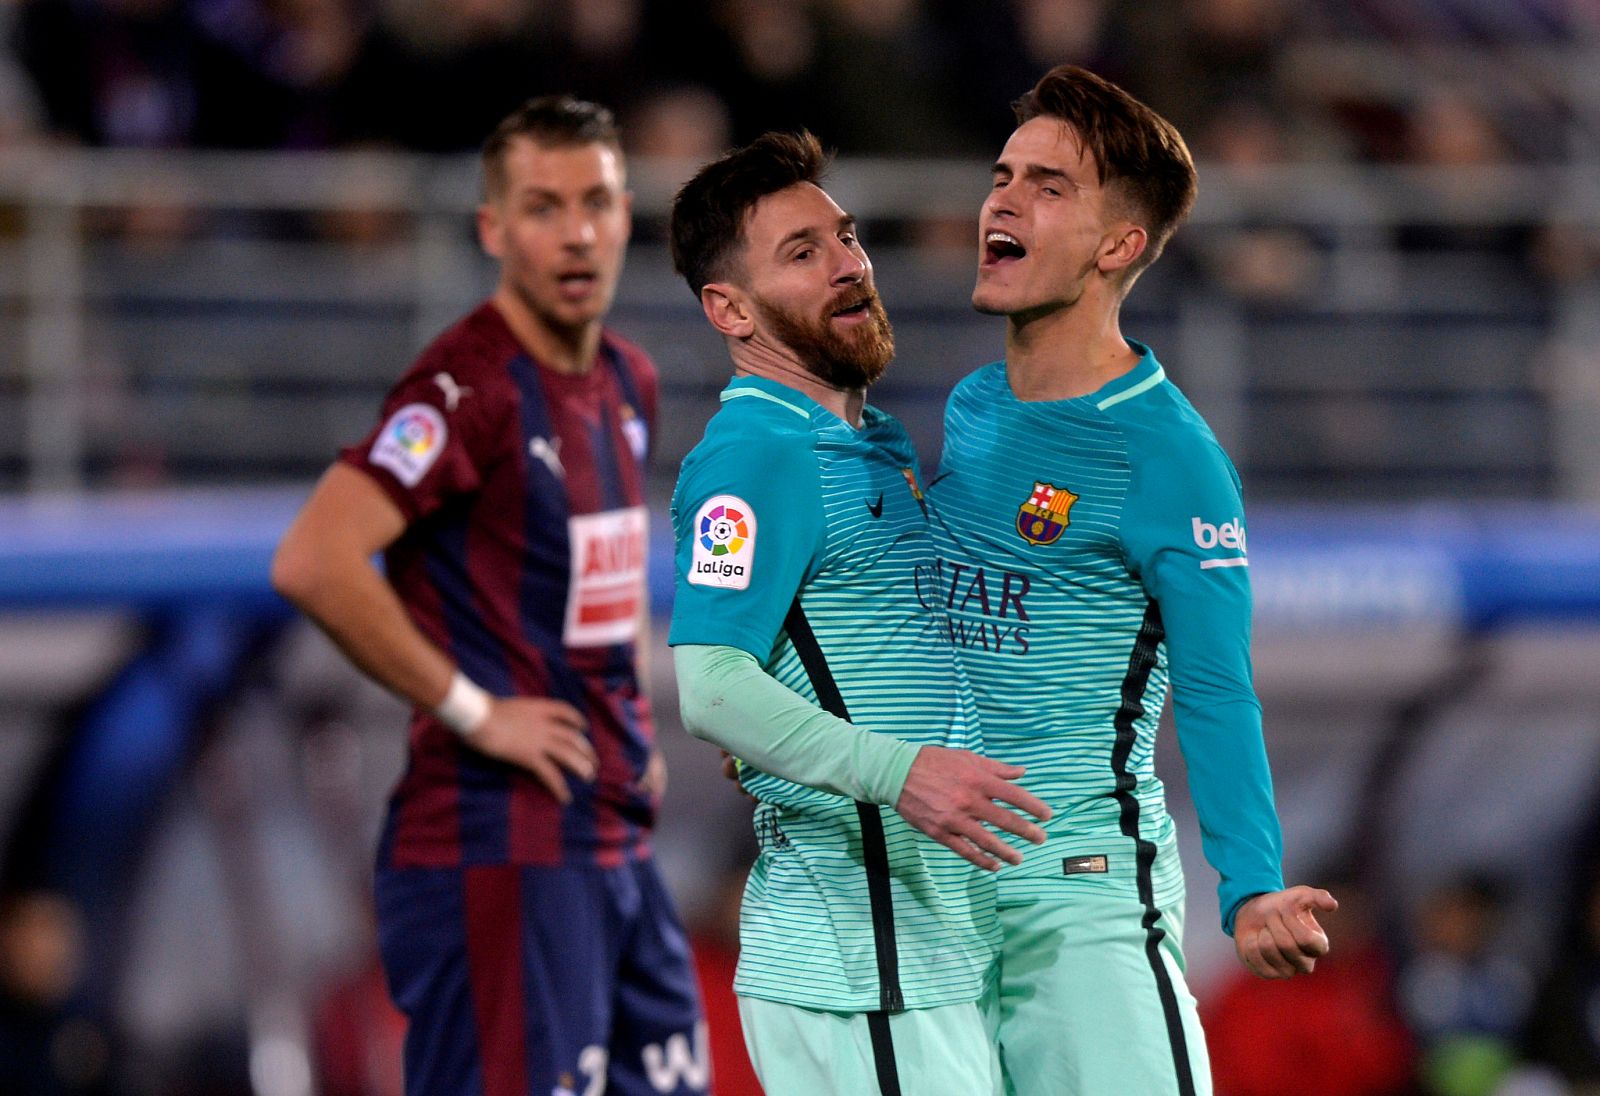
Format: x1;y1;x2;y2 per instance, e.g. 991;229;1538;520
1126;444;1285;932
272;465;458;712
1151;551;1284;932
1172;692;1285;933
674;643;918;804
285;555;458;709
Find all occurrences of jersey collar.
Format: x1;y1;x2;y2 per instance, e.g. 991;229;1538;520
720;375;882;431
995;338;1166;410
1090;339;1166;412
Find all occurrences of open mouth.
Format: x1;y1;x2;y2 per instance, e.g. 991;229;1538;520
983;231;1027;265
557;271;598;297
829;292;875;321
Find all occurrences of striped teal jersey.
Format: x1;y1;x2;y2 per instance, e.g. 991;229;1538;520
929;342;1284;929
668;375;997;1012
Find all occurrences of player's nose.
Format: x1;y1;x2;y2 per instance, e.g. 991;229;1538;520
562;212;597;248
830;242;866;285
984;182;1019;221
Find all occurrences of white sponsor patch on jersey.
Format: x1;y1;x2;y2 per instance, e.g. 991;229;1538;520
370;403;446;487
1192;515;1249;568
564;506;648;647
688;495;756;590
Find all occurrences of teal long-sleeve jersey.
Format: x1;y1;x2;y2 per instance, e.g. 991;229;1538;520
928;341;1284;931
669;376;996;1012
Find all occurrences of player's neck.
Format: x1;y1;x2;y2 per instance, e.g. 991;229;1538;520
729;336;866;427
1004;303;1138;402
491;290;601;376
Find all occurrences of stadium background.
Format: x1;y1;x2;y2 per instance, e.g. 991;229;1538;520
3;0;1600;1094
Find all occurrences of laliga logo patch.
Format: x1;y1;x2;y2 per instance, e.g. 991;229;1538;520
370;402;446;487
689;495;755;589
1016;481;1078;546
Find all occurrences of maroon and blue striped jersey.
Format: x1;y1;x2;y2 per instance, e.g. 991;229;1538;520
341;302;659;870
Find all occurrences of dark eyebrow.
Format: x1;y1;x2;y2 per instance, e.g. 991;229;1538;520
991;161;1070;183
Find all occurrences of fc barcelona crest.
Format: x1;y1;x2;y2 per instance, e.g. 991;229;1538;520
1016;481;1078;545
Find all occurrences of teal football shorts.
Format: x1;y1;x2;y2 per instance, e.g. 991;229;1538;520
739;988;1003;1096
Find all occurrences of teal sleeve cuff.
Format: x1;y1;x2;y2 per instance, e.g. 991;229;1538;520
1222;894;1254;937
674;643;920;805
876;738;919;806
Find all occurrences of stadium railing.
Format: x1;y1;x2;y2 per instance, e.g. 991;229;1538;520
1;149;1597;500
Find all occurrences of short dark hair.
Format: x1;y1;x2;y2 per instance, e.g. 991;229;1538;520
669;130;830;297
481;95;621;200
1013;65;1197;275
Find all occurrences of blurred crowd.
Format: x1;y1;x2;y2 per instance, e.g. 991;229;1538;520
3;0;1596;300
0;0;1586;164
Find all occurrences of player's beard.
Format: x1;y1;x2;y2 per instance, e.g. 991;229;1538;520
754;286;894;390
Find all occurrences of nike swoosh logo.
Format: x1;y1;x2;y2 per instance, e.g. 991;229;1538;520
866;492;884;518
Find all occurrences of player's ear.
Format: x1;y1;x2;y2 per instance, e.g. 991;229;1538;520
1097;223;1147;276
477;203;504;260
701;283;755;339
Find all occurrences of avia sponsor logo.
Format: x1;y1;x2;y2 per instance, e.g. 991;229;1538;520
915;557;1032;655
564;507;648;647
1192;516;1249;569
581;520;647;577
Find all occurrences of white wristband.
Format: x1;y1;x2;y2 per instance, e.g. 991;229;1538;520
434;671;492;736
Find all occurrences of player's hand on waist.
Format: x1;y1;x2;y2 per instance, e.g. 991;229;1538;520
894;747;1052;872
1232;885;1338;979
462;697;596;804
